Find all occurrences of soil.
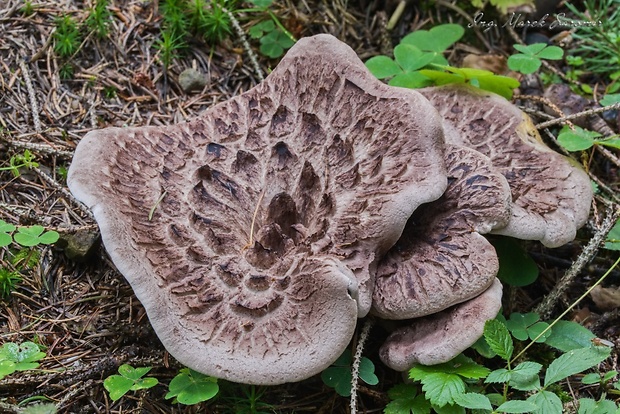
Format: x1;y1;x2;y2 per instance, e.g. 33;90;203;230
0;0;619;413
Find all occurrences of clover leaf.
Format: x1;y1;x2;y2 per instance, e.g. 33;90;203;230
104;364;158;402
13;225;59;247
0;341;46;380
165;368;219;405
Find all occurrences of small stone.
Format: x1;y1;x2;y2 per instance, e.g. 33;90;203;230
178;68;208;93
59;229;100;261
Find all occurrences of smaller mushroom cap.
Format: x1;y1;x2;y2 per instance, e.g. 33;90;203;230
380;278;503;371
419;84;593;248
372;145;511;319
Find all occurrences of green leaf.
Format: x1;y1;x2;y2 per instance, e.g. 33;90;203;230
578;398;619;414
507;54;542;74
104;375;135;401
394;44;436;72
483;319;514;361
401;24;464;52
132;377;158;391
0;360;17;379
12;226;59;247
510;361;542;391
474;73;520;99
359;357;379;385
418;69;465;86
598;138;620;150
388;71;432;88
452;393;492;410
165;369;219;405
248;20;274;39
432;404;465;414
581;373;602;385
513;43;547;56
248;0;273;7
604;219;620;250
527;390;562;414
544;347;611;387
366;56;403;79
536;46;564;60
545;320;597;351
385;384;432;414
600;93;620;106
321;355;353;398
0;220;16;247
259;29;294;58
492;236;539;286
505;312;550;342
409;355;488;407
557;125;601;151
497;400;538;413
471;335;496;358
485;368;511;384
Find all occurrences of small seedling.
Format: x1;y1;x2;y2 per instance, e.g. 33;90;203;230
188;0;232;44
53;15;81;58
557;125;620;152
165;368;219;405
0;150;39;177
258;28;294;58
0;341;46;380
103;364;158;401
321;352;379;397
0;268;22;299
507;43;563;75
85;0;112;38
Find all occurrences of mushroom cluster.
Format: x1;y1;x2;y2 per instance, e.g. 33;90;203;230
67;34;592;384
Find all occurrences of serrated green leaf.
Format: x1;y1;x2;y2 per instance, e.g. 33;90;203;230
359;357;379;385
492;237;539;287
385;385;431;414
365;56;403;79
497;400;538;413
394;44;436;72
401;24;464;52
578;397;619;414
509;362;542;391
452;393;492;410
507;54;542;74
485;368;511;384
388;72;432;88
484;319;513;361
418;373;466;407
545;320;597;351
544;347;611;387
432;403;465;414
527;390;562;414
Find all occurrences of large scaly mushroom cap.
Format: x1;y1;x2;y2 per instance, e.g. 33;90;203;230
67;34;447;385
419;84;592;248
372;145;511;320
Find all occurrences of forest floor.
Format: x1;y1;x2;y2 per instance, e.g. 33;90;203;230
0;0;619;413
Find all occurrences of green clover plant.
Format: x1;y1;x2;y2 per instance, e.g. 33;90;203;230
507;43;564;75
103;364;159;401
321;351;378;397
557;125;620;151
0;341;46;380
165;368;219;405
365;24;520;99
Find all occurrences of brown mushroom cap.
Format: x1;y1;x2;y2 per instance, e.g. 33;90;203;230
380;278;503;371
419;84;592;248
372;145;511;320
67;34;447;384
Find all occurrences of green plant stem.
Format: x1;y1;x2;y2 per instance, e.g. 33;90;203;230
512;254;620;364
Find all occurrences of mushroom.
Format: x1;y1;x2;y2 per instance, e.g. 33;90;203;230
418;84;593;248
380;278;503;371
372;145;512;320
67;34;448;385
